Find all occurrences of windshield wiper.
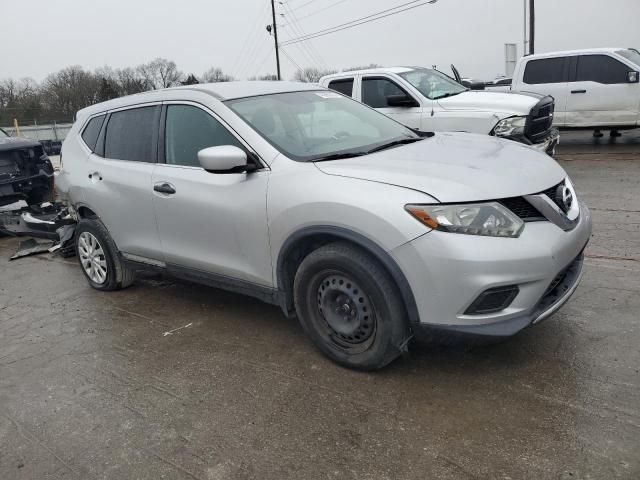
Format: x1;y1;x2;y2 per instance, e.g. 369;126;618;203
311;152;367;162
432;91;466;100
366;137;423;154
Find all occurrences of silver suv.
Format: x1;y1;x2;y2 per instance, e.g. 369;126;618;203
58;82;592;370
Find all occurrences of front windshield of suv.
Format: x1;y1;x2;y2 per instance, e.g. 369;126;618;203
399;68;467;100
617;49;640;68
226;91;420;162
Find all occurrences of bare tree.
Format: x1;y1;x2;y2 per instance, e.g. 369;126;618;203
248;74;279;81
201;67;234;83
343;64;381;72
116;67;149;95
41;66;101;118
137;58;183;89
293;67;337;83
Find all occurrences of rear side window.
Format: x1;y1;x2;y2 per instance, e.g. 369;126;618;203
81;115;105;152
104;106;159;162
328;78;354;97
523;57;566;84
362;77;410;108
164;105;243;167
575;55;630;84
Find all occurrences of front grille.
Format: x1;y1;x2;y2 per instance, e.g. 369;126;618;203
525;96;555;143
540;181;565;210
499;197;544;221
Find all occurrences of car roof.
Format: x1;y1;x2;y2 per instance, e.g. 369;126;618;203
321;66;415;80
524;47;631;60
76;81;323;118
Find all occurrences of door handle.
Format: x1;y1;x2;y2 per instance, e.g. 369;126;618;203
571;89;587;94
153;183;176;194
88;172;102;180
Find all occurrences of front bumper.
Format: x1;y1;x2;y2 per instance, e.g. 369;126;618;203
504;128;560;157
391;201;592;339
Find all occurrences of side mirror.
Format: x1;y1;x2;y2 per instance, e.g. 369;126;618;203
628;71;639;83
462;80;486;90
386;94;419;108
197;145;251;173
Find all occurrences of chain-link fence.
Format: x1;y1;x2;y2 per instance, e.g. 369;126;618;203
1;120;73;155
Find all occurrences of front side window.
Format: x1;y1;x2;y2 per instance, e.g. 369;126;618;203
226;90;418;162
399;69;467;99
362;77;411;108
165;105;243;167
104;106;159;162
575;55;631;84
327;78;354;97
81;115;105;152
523;57;566;84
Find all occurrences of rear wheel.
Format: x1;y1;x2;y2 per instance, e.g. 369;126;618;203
293;242;410;370
75;218;135;291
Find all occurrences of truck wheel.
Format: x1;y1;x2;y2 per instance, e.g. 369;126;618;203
75;218;135;291
293;242;410;370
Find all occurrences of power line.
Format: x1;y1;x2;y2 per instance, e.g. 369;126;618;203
283;0;317;13
280;47;304;72
281;0;438;46
294;0;349;22
280;1;328;69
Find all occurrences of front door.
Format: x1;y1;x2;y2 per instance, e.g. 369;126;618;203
565;54;639;127
83;105;163;260
360;76;423;130
151;103;272;286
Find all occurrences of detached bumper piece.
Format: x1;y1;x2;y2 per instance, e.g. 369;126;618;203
0;202;77;260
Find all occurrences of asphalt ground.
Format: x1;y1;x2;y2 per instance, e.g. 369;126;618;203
1;129;639;479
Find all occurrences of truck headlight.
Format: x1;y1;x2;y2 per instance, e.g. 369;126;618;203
493;116;527;138
405;202;524;237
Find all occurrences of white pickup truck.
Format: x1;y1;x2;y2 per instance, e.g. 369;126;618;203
499;48;640;137
319;66;559;155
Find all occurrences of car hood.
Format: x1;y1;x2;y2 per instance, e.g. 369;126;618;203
437;90;539;116
314;133;566;203
0;136;41;152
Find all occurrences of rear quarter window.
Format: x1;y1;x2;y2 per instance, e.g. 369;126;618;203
81;115;105;152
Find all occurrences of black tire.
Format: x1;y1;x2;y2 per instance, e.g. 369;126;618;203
293;242;410;370
75;218;135;291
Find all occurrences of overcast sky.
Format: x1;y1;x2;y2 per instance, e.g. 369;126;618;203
1;0;638;82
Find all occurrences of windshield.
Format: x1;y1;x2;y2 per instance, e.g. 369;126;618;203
399;68;467;99
226;91;418;161
617;49;640;68
0;128;8;138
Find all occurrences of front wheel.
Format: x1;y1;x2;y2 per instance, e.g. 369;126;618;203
293;242;410;370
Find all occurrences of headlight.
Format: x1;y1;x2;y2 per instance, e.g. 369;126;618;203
405;202;524;237
493;116;527;138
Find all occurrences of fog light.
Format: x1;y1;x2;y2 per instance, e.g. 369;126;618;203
464;285;519;315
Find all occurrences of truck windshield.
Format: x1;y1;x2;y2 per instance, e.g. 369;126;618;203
226;91;419;162
617;49;640;68
399;68;467;100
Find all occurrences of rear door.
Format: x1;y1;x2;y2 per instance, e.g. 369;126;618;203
83;105;163;261
520;56;569;125
564;54;638;127
360;76;423;130
151;102;271;286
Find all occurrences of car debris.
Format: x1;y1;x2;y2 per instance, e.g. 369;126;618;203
0;128;55;207
0;201;77;259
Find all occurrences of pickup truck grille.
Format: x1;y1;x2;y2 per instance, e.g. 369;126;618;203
525;96;555;143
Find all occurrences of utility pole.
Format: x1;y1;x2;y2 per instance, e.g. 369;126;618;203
270;0;281;80
529;0;535;55
523;0;528;55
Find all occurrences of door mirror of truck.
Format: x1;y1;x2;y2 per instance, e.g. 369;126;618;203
386;94;419;108
628;71;639;83
198;145;251;173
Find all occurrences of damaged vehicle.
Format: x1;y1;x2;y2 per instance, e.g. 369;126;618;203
0;127;54;207
57;82;591;370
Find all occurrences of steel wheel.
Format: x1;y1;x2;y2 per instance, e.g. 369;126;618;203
314;272;377;354
78;231;108;284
